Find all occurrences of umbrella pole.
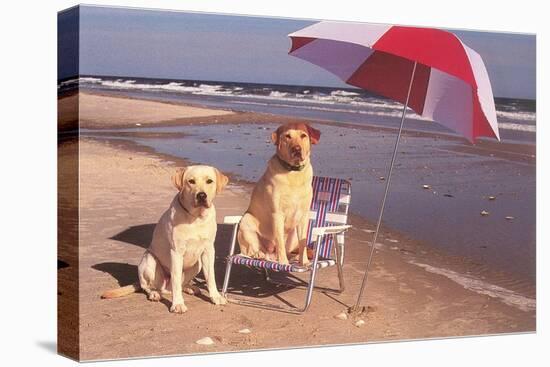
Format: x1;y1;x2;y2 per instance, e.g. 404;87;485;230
352;61;418;314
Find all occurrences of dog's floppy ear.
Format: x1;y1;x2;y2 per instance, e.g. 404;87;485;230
306;124;321;145
271;127;280;145
215;168;229;194
171;167;187;191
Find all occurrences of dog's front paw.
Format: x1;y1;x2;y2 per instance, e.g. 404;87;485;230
210;293;227;306
148;291;161;302
299;258;311;267
170;303;188;314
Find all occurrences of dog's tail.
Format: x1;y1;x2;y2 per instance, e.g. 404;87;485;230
101;283;140;299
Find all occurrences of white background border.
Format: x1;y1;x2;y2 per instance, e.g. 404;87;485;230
0;1;546;366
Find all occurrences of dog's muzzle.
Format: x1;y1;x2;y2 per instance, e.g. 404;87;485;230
291;145;303;159
196;192;208;207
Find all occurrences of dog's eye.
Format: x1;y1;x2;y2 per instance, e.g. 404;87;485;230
301;133;307;139
188;179;196;185
285;134;291;139
206;179;213;184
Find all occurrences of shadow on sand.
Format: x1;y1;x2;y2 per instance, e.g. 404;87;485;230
93;223;300;306
109;223;155;249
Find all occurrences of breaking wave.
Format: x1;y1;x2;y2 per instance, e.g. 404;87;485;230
66;76;536;133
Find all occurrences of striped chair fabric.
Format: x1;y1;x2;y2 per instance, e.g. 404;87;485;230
230;176;351;272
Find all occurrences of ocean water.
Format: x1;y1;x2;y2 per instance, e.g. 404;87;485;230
61;75;536;143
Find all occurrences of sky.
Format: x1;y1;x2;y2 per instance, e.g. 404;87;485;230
62;5;536;99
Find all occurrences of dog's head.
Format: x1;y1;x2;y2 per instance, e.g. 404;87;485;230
171;165;229;217
271;122;321;167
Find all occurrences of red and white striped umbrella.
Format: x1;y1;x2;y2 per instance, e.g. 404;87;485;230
288;21;500;313
288;21;500;142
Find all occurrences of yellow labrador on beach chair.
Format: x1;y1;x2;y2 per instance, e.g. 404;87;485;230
101;165;228;313
238;122;321;266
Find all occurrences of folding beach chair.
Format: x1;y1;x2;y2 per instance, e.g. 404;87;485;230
221;176;352;313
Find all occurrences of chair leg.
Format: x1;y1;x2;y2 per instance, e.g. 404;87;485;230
224;236;323;314
335;243;345;293
301;249;321;312
223;260;307;314
221;256;233;298
221;223;240;298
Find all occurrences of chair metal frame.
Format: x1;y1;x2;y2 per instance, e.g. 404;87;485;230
221;177;352;314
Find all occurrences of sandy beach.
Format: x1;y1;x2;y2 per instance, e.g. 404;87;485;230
59;91;309;131
58;91;535;361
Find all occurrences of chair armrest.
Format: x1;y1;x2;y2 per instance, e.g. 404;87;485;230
223;215;243;224
311;225;352;239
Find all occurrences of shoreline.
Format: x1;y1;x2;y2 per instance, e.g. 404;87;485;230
87;134;536;294
67;90;535;162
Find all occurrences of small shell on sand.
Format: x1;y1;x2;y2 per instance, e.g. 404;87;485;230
505;216;515;220
238;328;251;334
480;210;490;216
379;176;386;181
388;239;399;243
354;320;366;327
334;311;348;320
488;196;496;200
195;337;214;345
422;184;431;189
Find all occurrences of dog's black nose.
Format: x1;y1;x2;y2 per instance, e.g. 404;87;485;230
291;145;302;154
196;192;207;202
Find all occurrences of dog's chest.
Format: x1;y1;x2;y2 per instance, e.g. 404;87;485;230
172;221;215;253
280;189;311;228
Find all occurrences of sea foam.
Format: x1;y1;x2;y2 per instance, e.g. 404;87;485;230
409;261;535;312
73;77;536;130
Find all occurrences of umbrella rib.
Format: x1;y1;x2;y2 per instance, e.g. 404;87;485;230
353;61;418;313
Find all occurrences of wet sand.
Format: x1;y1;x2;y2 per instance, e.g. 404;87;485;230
59;91;536;360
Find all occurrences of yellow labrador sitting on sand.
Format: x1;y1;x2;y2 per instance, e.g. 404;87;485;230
102;165;228;313
238;122;320;266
